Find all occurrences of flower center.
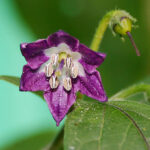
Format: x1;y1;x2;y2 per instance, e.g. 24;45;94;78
45;52;79;91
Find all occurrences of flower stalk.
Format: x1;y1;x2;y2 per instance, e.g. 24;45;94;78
90;10;140;56
90;10;114;51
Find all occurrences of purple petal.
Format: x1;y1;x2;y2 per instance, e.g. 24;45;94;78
78;71;107;102
20;65;50;91
20;39;49;69
78;44;106;73
47;30;79;51
44;86;76;126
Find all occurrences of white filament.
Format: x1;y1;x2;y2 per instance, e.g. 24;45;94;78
38;43;85;90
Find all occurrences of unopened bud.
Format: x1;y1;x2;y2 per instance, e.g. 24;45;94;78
113;17;132;36
113;16;140;56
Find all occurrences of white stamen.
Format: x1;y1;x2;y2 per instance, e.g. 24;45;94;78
65;57;72;68
40;43;85;89
49;76;59;89
45;64;53;77
63;77;72;91
51;54;58;65
70;65;78;78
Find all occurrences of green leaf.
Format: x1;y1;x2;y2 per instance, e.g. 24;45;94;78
4;131;56;150
2;75;150;150
64;81;150;150
64;100;150;150
0;75;20;86
49;127;64;150
0;75;43;99
108;100;150;146
110;83;150;102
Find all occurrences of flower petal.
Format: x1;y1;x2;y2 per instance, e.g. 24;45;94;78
47;30;79;51
44;86;76;126
20;39;49;69
78;44;106;73
20;65;50;91
78;71;107;102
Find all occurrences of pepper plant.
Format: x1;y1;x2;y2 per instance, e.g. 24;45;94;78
1;10;150;150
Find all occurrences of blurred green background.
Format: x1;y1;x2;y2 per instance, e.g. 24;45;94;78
0;0;149;149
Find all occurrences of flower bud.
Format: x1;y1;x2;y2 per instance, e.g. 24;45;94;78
113;17;132;36
111;12;140;56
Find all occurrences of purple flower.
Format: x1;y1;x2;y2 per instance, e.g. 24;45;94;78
20;31;107;126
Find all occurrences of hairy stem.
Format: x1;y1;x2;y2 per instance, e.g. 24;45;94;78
109;83;150;101
90;10;127;51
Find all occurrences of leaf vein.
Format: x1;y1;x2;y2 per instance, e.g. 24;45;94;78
108;104;150;150
119;122;132;150
98;105;105;150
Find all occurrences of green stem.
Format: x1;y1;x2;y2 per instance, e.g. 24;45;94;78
46;127;64;150
109;83;150;101
90;10;125;51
